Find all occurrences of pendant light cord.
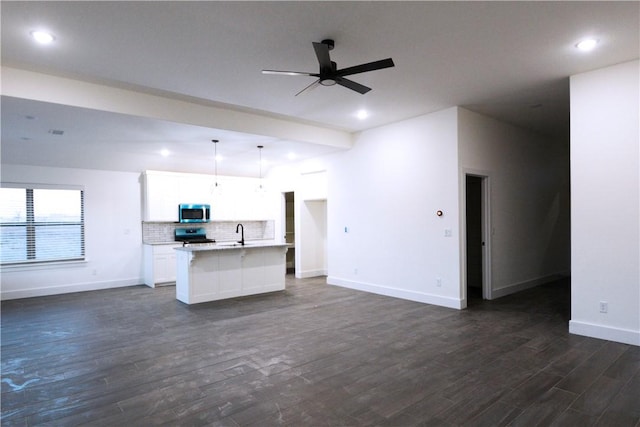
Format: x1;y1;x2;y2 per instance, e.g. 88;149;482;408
258;145;264;189
212;139;219;187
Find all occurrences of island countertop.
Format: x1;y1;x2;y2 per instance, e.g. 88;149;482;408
174;242;289;252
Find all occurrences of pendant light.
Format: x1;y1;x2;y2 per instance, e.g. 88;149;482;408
212;139;222;194
257;145;266;192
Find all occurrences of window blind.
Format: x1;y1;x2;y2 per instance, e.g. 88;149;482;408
0;187;85;265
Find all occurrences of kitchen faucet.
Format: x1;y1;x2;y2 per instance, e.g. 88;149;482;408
236;223;245;245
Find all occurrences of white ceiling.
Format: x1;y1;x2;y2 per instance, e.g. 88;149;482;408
1;1;638;176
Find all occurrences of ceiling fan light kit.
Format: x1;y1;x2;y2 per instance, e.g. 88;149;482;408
262;39;394;96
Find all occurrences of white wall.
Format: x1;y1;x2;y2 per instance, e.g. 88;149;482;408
458;108;571;299
294;171;328;278
274;106;570;310
327;107;462;308
570;60;640;346
1;165;144;299
297;200;327;278
268;163;332;279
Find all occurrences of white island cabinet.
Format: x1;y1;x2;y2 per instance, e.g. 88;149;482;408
175;243;288;304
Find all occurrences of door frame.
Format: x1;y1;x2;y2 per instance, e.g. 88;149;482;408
280;191;297;274
461;169;492;305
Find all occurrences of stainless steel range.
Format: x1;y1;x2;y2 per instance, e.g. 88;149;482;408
174;228;215;245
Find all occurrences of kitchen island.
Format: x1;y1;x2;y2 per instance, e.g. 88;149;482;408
174;242;289;304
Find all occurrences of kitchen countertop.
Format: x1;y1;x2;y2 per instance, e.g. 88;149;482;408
174;242;289;252
143;241;184;245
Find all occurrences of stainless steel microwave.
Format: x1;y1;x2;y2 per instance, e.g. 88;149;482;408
178;204;210;223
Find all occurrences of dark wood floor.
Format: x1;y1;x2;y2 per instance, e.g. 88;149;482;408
2;276;638;426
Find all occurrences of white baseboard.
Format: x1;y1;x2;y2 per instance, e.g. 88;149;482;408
297;269;327;279
569;320;640;346
491;273;567;299
327;276;463;309
1;278;143;300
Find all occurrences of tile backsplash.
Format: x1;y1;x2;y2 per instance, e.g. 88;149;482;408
142;220;275;244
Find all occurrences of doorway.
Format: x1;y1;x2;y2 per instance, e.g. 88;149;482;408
465;174;490;301
298;199;327;278
284;192;295;274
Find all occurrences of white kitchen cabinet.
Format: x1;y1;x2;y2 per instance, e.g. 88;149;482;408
240;248;266;295
142;170;277;222
209;177;265;221
209;179;238;220
178;174;214;206
143;244;181;287
217;250;243;299
142;171;181;222
142;171;214;221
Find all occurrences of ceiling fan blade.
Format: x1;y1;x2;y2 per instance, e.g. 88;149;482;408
312;42;333;72
335;77;371;94
295;79;321;96
262;70;316;76
336;58;395;77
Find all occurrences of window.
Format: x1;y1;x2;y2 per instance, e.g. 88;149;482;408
0;186;85;265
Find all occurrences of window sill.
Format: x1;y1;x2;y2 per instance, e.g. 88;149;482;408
1;259;88;272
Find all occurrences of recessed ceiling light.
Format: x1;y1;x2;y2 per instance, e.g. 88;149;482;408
576;38;598;52
160;149;170;157
30;30;55;45
356;110;369;120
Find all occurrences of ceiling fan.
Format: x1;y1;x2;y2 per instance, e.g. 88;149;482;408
262;39;394;96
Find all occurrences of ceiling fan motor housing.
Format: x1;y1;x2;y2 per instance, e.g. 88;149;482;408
321;39;335;50
320;61;338;85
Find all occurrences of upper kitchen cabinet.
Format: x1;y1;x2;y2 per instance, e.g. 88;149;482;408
142;171;279;222
178;173;214;205
209;176;278;221
142;171;182;221
142;171;213;221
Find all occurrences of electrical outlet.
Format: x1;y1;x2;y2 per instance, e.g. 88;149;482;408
353;268;358;275
599;301;608;313
436;278;442;287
